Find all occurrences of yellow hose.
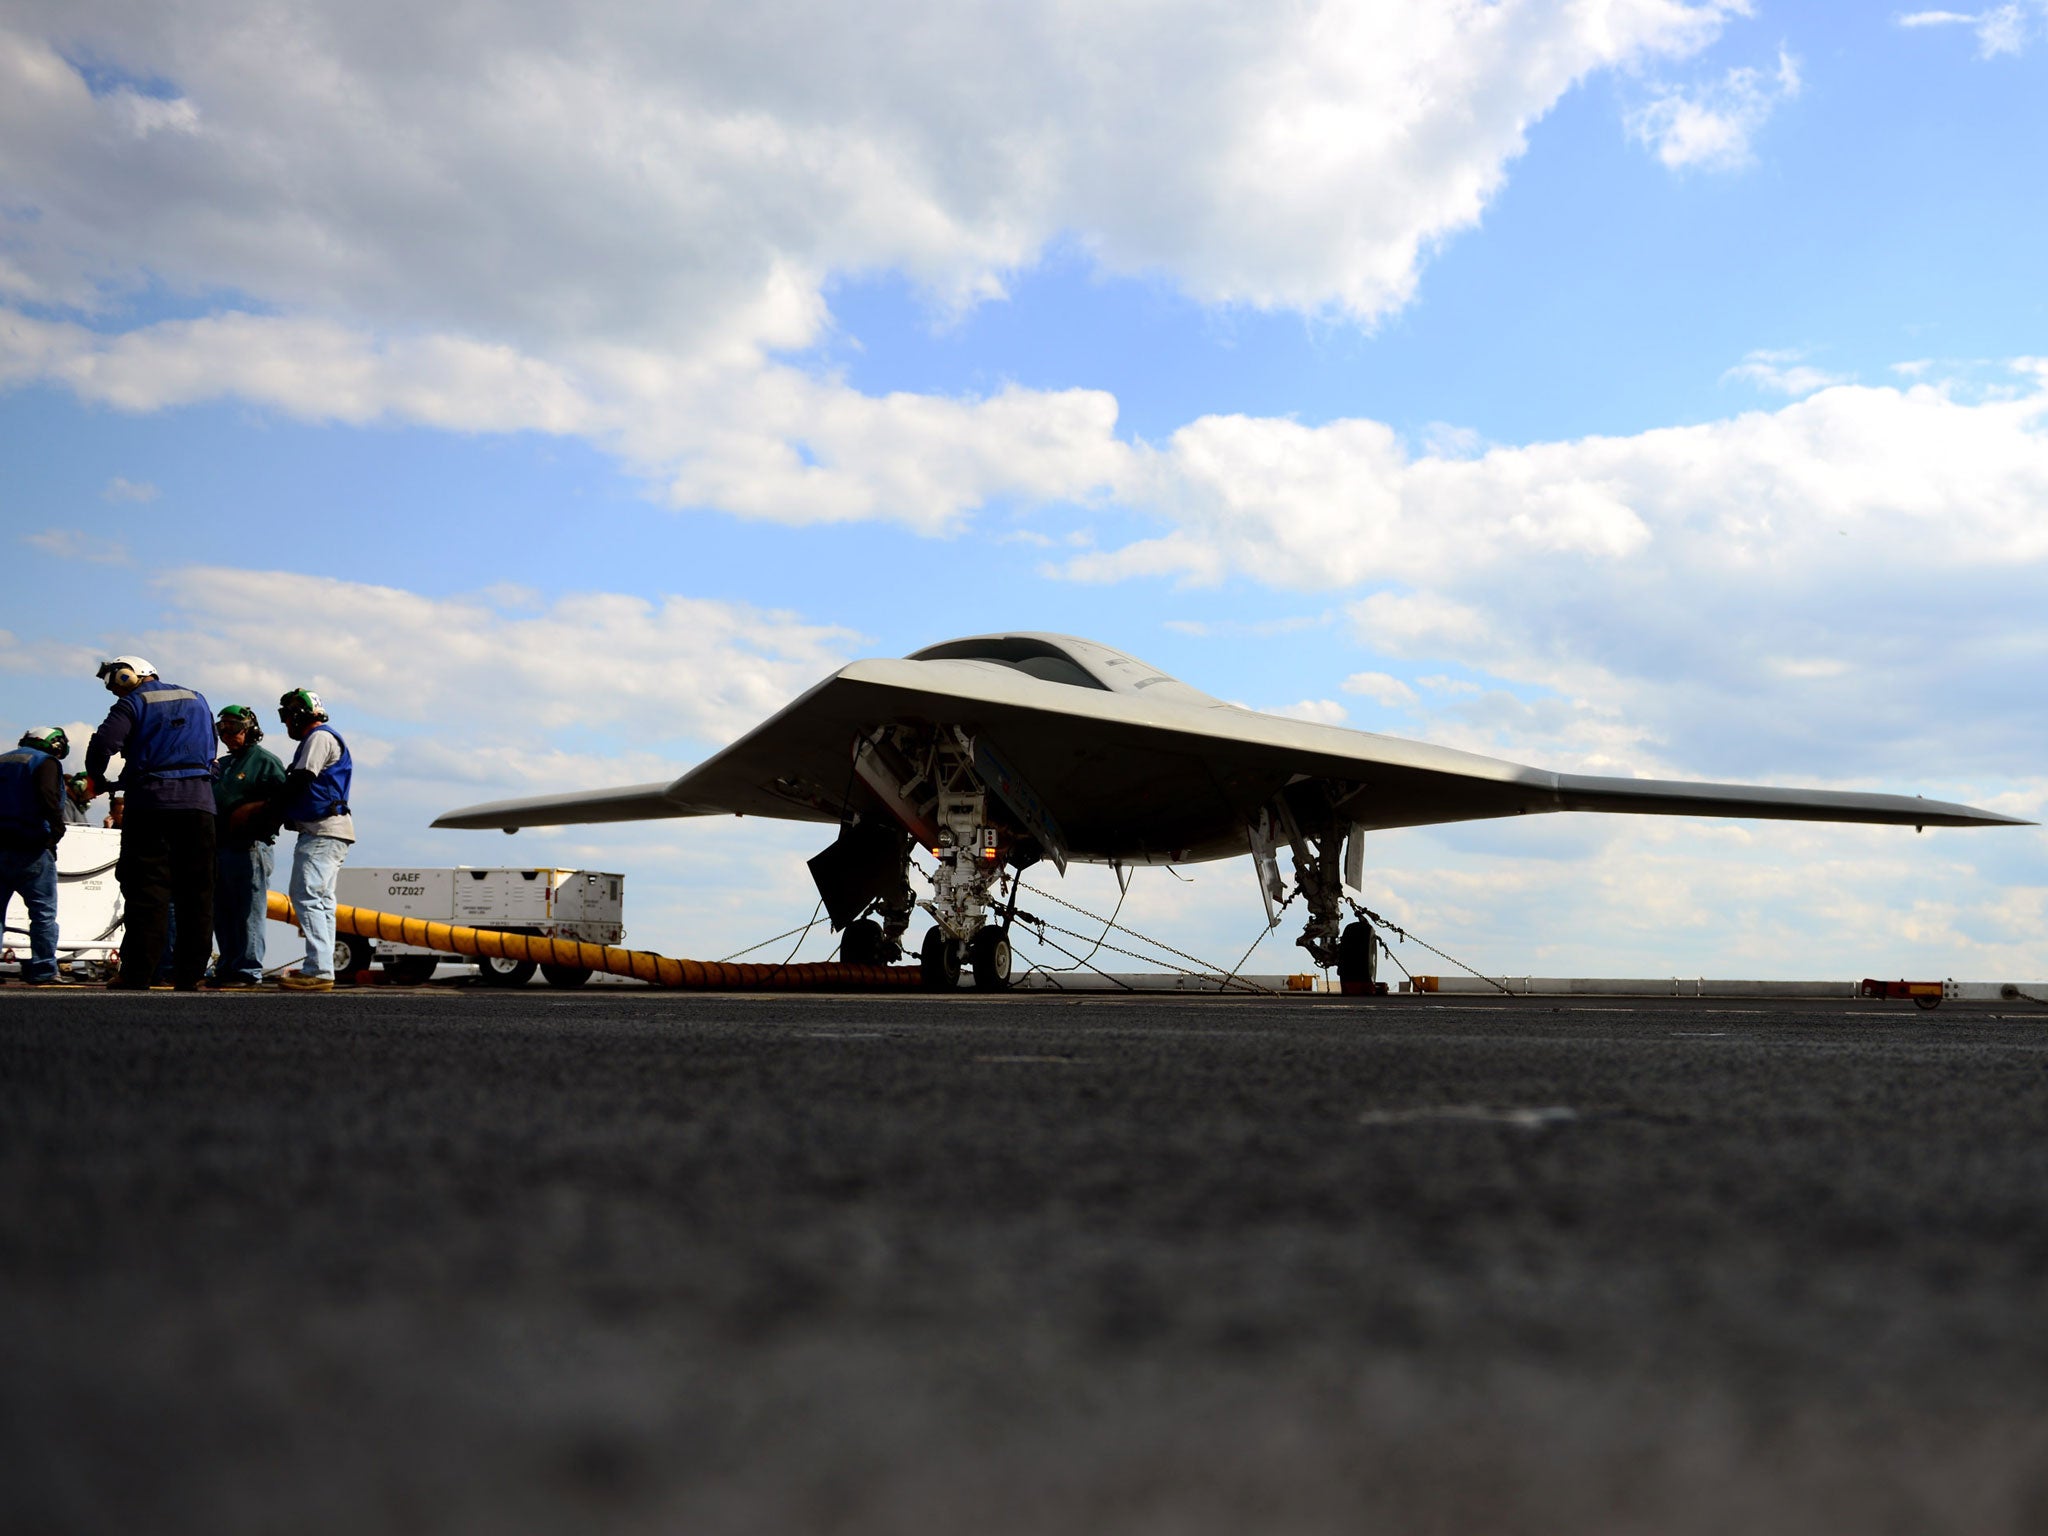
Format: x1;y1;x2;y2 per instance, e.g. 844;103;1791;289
267;891;919;989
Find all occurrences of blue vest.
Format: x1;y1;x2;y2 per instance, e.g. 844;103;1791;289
0;747;56;844
286;724;353;823
124;680;216;783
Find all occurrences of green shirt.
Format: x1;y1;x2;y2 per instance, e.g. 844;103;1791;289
213;742;287;834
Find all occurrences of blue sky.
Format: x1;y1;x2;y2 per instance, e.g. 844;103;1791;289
3;0;2044;978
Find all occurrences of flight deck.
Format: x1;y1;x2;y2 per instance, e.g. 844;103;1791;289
5;990;2047;1534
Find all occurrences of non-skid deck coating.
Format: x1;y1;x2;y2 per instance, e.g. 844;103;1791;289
4;990;2048;1534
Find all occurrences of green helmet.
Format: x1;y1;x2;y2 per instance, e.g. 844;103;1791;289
218;704;263;743
18;726;69;760
278;688;327;726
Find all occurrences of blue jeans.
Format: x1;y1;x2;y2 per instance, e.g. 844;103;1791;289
214;842;275;983
1;845;60;982
289;834;349;979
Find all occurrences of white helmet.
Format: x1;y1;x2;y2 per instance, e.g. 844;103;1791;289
18;726;69;759
96;656;158;691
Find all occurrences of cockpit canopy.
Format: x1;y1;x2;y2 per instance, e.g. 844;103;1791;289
909;635;1108;690
907;633;1220;705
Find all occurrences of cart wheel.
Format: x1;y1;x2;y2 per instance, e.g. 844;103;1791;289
476;953;537;987
1914;994;1942;1011
333;932;374;983
541;964;593;989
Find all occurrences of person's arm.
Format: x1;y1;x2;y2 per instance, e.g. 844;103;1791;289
82;698;134;793
252;746;290;794
270;734;331;805
34;757;65;848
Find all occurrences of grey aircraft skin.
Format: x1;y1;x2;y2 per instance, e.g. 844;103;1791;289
434;631;2025;859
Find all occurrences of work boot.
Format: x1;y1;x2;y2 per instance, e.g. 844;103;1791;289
279;973;334;992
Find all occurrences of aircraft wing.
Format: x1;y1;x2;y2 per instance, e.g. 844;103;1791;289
431;781;687;831
433;656;2025;850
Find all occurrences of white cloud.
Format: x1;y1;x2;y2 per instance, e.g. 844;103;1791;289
1267;698;1348;726
0;2;1749;529
0;3;1785;539
19;528;131;564
0;308;1125;532
1342;671;1421;709
137;568;860;745
1899;5;2043;56
1052;367;2048;785
1628;49;1801;171
0;3;1739;341
0;630;102;677
1722;348;1850;397
101;476;157;502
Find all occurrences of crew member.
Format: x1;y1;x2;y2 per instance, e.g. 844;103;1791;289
82;657;217;990
210;706;286;989
1;728;72;986
273;689;354;992
63;773;91;825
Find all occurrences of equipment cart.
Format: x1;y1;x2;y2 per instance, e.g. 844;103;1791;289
2;825;125;980
332;866;626;987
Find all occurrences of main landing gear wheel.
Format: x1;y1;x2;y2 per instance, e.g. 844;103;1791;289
841;918;889;966
967;925;1013;991
476;952;537;987
541;964;593;989
1336;919;1378;996
919;926;962;990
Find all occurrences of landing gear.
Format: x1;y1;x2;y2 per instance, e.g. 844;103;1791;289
1274;801;1351;970
848;724;1055;990
920;926;962;989
842;917;890;966
968;925;1013;990
541;964;593;988
1337;919;1377;995
1249;789;1370;979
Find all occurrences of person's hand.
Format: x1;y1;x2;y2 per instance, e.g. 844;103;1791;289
232;800;285;842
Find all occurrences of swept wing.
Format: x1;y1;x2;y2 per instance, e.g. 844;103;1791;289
434;642;2023;854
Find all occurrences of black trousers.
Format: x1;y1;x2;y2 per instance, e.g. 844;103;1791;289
117;807;216;988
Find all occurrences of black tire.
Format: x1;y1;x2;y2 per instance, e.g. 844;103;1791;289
919;926;961;990
541;964;593;989
1336;920;1377;992
333;931;374;984
384;955;440;987
1914;994;1942;1011
968;925;1013;990
841;918;886;966
476;953;537;987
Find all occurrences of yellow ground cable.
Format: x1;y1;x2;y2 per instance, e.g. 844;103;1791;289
267;891;920;989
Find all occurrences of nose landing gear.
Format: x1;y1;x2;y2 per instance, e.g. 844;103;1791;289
920;926;962;988
967;924;1013;989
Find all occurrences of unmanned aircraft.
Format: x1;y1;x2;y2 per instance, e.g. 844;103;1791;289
435;633;2025;989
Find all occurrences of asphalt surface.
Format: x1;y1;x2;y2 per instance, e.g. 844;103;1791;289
5;987;2048;1535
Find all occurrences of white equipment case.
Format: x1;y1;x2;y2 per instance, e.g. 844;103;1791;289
332;866;625;987
2;825;125;978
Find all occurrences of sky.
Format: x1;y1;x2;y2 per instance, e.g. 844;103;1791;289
3;0;2045;981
